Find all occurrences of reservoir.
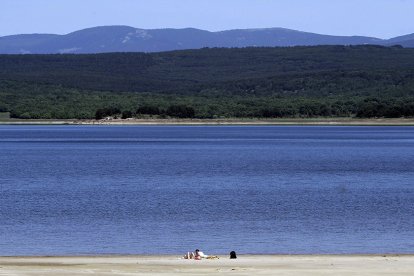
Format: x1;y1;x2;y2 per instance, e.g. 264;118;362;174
0;125;413;255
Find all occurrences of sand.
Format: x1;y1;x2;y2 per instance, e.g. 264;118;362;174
1;118;414;125
0;255;413;275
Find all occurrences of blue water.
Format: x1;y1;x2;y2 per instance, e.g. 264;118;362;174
0;125;413;256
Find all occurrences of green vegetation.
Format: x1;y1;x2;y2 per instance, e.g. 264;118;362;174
0;112;10;119
1;45;414;119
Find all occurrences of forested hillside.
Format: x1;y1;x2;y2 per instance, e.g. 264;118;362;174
1;45;414;119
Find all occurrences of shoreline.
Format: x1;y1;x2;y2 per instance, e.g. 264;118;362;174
1;253;413;257
1;118;414;126
1;254;413;275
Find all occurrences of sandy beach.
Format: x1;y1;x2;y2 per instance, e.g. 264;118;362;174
1;118;414;126
0;255;413;276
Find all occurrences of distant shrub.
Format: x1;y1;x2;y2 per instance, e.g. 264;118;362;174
121;110;133;119
95;107;121;120
166;105;195;118
136;105;160;115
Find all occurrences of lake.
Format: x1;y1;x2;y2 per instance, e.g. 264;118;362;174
0;125;413;255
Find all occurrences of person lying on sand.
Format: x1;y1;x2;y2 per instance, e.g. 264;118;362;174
183;249;219;260
194;249;206;260
183;251;195;259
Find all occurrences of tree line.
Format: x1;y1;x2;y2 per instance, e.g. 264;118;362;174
95;105;195;119
1;80;414;119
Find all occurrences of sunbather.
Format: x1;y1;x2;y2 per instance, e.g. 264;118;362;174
183;251;195;259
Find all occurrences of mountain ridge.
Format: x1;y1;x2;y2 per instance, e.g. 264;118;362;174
0;25;412;54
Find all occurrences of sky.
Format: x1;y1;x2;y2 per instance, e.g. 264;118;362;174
0;0;413;39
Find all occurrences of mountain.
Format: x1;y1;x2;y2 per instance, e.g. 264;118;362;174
385;33;414;47
0;34;59;54
398;39;414;47
386;33;414;43
0;25;412;54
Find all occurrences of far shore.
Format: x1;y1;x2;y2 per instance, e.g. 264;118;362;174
1;255;413;275
1;117;414;126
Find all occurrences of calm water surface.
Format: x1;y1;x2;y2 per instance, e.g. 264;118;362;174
0;125;413;255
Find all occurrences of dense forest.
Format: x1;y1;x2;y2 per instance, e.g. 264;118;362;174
1;45;414;119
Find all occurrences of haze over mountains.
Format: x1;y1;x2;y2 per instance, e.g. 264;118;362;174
0;25;413;54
